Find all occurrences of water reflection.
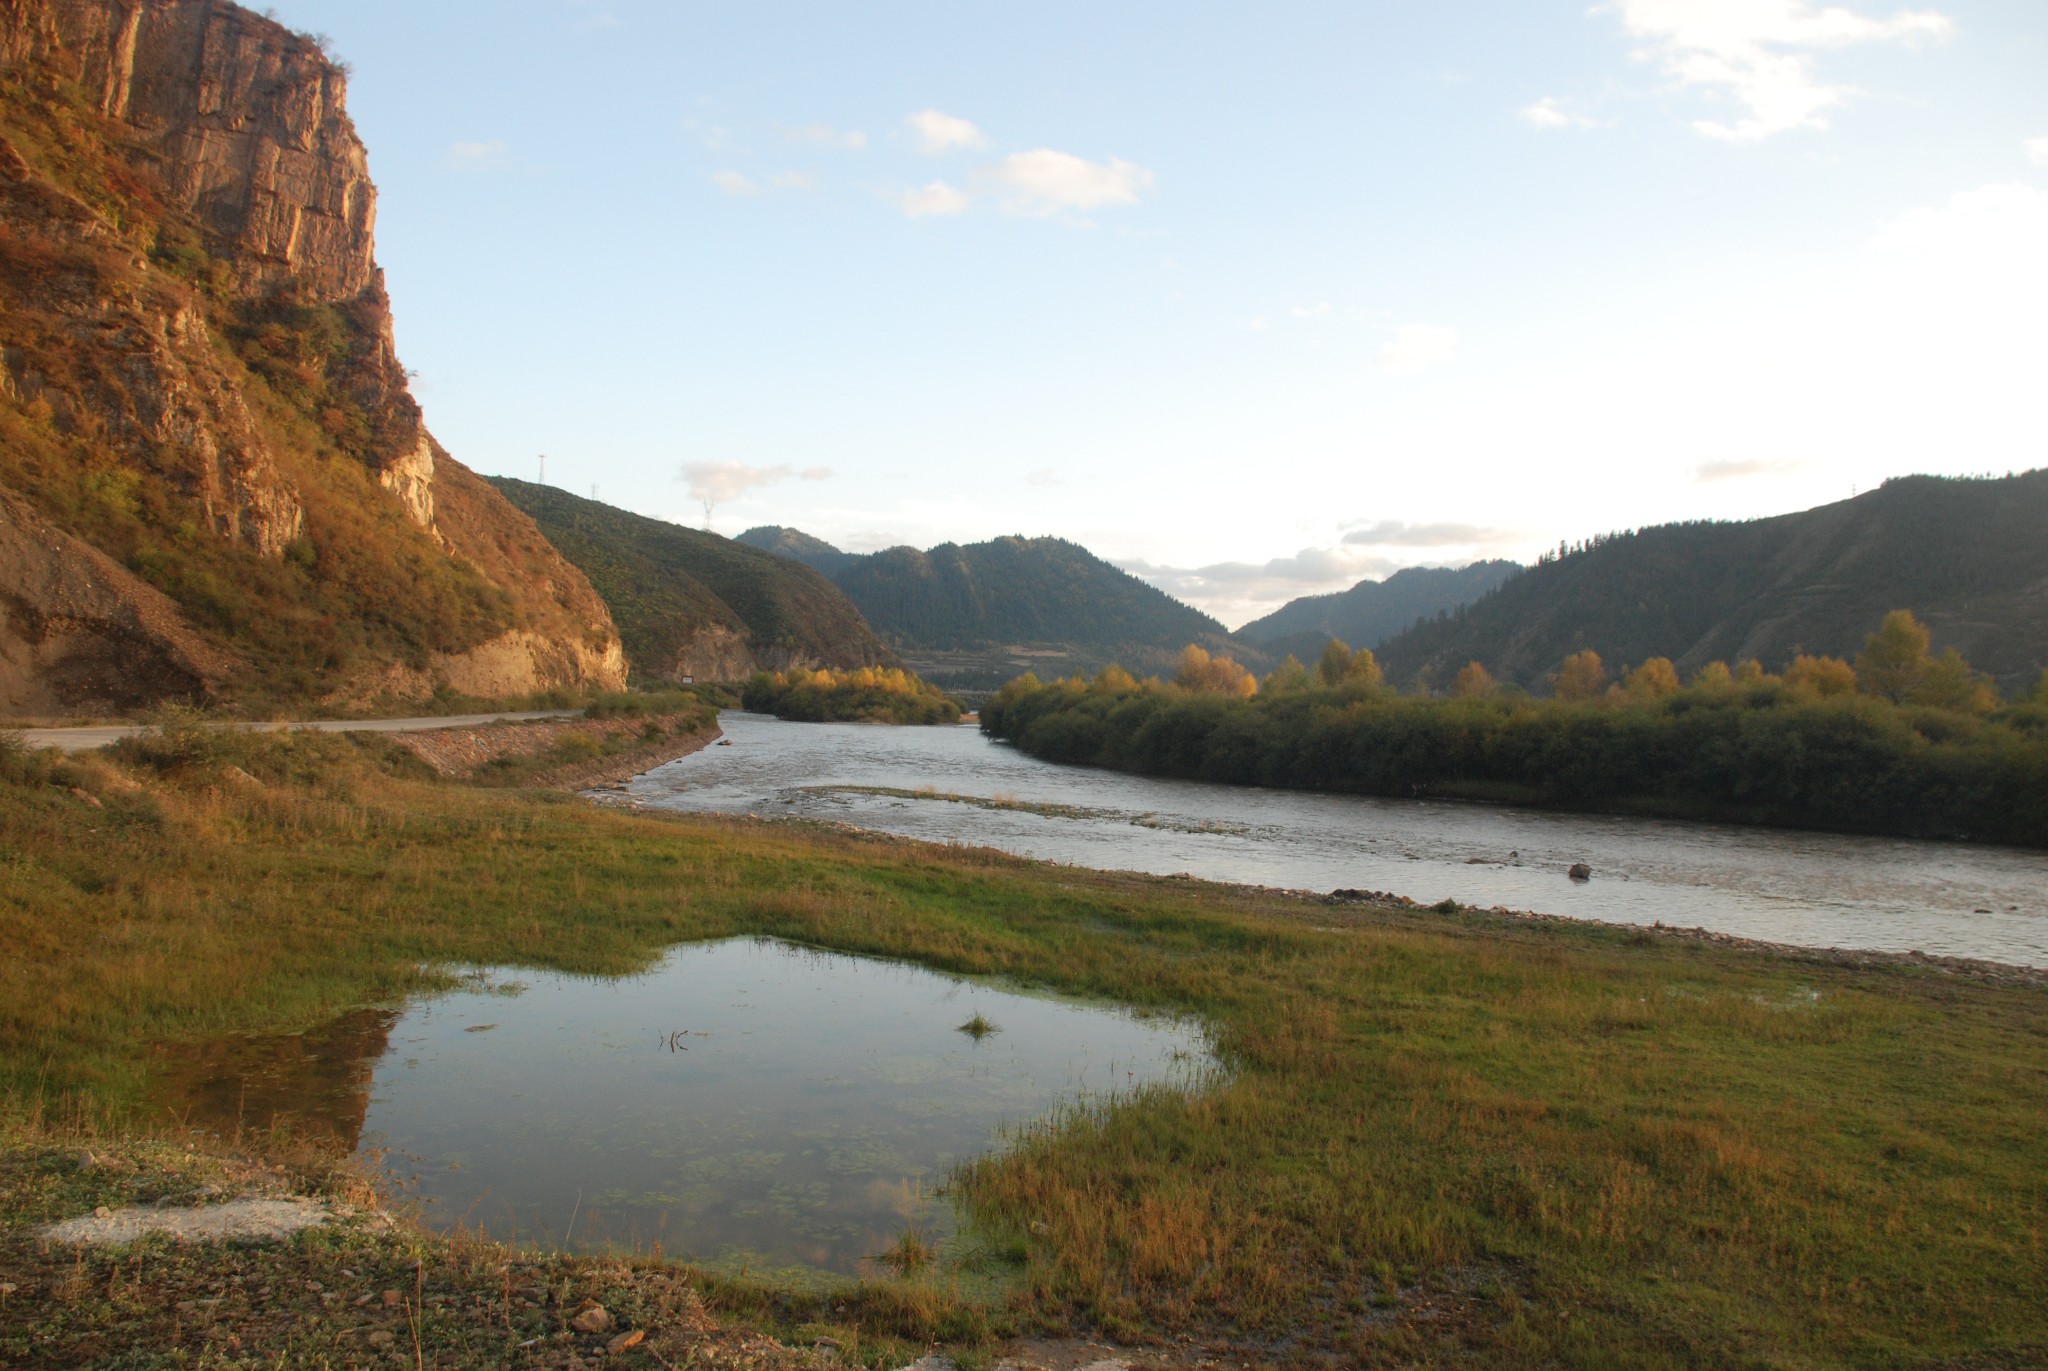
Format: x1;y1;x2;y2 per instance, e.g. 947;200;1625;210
161;938;1210;1278
628;712;2048;966
150;1006;398;1150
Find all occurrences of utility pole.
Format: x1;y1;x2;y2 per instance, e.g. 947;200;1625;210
538;453;547;486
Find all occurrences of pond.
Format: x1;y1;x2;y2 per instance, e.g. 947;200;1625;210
624;712;2048;967
160;938;1211;1279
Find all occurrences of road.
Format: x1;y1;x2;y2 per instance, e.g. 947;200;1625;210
14;710;583;754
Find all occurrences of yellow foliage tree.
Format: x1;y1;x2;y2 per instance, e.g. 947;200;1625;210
1092;665;1139;695
1452;661;1499;698
1734;659;1774;685
1554;650;1607;702
1262;655;1311;694
1175;644;1258;697
1783;654;1858;698
1911;648;1996;714
1856;610;1932;703
1691;661;1734;691
1623;657;1681;700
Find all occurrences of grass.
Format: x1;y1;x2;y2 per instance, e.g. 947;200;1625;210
1;725;2044;1366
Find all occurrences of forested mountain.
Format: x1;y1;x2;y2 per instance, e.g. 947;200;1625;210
0;0;626;714
1378;472;2048;692
492;482;896;682
738;528;1255;687
734;525;856;579
1238;561;1522;661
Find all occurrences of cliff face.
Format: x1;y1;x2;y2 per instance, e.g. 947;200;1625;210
0;0;624;712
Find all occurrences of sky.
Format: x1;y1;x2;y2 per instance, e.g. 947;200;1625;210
271;0;2048;629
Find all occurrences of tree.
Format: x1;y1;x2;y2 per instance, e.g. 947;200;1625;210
1623;657;1680;700
1911;648;1996;714
1734;659;1773;686
1262;655;1310;694
1783;654;1857;698
1452;660;1499;698
1092;664;1139;695
1175;644;1257;697
1555;650;1607;702
1691;661;1735;691
1856;610;1932;703
1315;639;1382;688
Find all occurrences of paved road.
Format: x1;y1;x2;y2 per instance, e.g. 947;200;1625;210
15;710;583;754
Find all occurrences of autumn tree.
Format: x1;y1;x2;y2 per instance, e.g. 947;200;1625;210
1783;654;1857;698
1175;644;1257;697
1734;659;1774;686
1554;650;1607;702
1691;661;1734;691
1452;660;1499;698
1262;655;1311;694
1856;610;1932;703
1912;648;1996;713
1623;657;1680;700
1092;664;1139;695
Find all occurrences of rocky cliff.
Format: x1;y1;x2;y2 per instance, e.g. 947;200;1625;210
0;0;624;713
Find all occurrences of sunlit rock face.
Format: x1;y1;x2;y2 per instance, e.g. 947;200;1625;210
0;1;626;704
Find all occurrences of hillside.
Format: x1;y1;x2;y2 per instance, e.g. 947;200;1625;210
492;482;895;682
0;0;622;714
734;524;856;579
1238;560;1522;661
1378;472;2048;692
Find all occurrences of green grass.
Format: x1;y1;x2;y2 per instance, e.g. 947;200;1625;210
1;726;2043;1366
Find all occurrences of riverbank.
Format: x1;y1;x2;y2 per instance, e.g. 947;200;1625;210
2;726;2044;1366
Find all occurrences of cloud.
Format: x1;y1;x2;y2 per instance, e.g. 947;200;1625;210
680;461;827;504
983;149;1154;216
782;123;867;152
1373;323;1459;374
711;169;759;196
897;180;971;218
1694;458;1801;482
445;140;509;172
1291;302;1332;318
767;170;819;191
1600;0;1954;142
1024;468;1060;488
1520;97;1598;129
2026;135;2048;167
907;109;988;154
1340;520;1515;548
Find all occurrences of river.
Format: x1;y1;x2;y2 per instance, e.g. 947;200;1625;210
625;712;2048;968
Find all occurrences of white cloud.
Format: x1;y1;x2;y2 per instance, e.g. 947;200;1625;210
1341;520;1516;548
680;461;824;504
1694;458;1801;482
711;169;759;196
783;123;867;152
767;170;819;191
983;149;1154;217
1601;0;1954;141
2026;135;2048;167
906;109;988;154
897;180;970;218
445;140;509;172
1520;97;1598;129
1373;324;1459;374
1291;302;1332;319
1024;468;1061;488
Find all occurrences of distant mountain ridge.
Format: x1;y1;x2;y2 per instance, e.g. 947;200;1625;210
735;528;1254;686
1376;472;2048;691
1238;561;1522;661
493;482;895;682
736;525;856;579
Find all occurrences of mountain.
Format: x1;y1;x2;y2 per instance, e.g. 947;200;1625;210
734;525;856;579
739;529;1254;688
1376;473;2048;693
492;482;896;682
1237;561;1522;662
0;0;623;713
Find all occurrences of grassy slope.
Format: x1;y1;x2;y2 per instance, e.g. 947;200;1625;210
1377;472;2048;693
491;479;895;676
1;732;2043;1366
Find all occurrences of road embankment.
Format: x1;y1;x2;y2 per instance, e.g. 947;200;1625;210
390;711;720;789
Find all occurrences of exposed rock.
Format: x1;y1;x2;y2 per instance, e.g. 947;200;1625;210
40;1196;333;1245
1568;863;1592;881
568;1302;613;1334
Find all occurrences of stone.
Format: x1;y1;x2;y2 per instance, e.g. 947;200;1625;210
1568;863;1593;880
366;1330;396;1349
605;1329;644;1353
568;1303;613;1334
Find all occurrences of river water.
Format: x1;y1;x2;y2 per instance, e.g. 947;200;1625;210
627;712;2048;968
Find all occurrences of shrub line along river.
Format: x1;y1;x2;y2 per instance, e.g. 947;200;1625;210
624;711;2048;969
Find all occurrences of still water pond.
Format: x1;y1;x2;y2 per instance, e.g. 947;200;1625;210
167;938;1210;1278
627;713;2048;967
